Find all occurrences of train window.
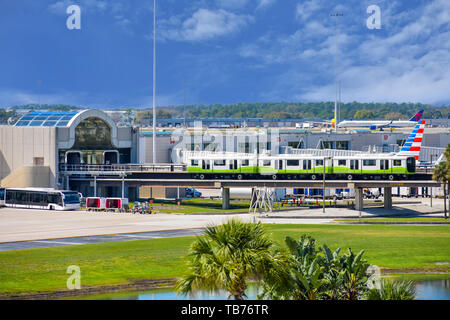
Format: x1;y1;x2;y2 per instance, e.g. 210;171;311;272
287;160;299;166
363;160;376;166
338;160;346;166
393;160;402;166
316;160;323;166
241;160;249;166
0;188;4;200
191;160;199;166
214;160;226;166
262;160;271;166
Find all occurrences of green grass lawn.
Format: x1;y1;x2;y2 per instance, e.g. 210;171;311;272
334;217;450;223
134;198;346;214
0;224;449;295
152;198;251;214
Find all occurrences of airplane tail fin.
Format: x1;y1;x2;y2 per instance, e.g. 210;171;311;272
396;120;426;161
409;110;424;122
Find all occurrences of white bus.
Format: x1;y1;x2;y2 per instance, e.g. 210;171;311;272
0;188;80;210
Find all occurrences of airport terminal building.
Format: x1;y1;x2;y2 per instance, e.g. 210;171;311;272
0;110;138;197
1;109;449;199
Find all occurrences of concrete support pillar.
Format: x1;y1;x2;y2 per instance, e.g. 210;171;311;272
121;175;125;199
384;187;392;209
93;175;97;197
355;188;364;212
222;187;230;210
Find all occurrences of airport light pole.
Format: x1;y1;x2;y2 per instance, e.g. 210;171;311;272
430;154;436;207
37;80;42;109
331;13;343;133
184;79;187;128
323;156;331;213
152;0;157;164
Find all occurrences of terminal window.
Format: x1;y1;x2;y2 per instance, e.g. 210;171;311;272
336;141;349;150
288;141;303;148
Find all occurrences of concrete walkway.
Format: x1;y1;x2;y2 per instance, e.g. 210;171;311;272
261;202;446;219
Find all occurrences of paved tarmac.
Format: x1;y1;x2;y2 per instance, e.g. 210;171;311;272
0;228;205;252
0;199;446;251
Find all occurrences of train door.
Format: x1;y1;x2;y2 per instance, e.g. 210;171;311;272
304;159;312;172
279;160;284;173
202;160;210;170
230;159;238;172
350;160;359;171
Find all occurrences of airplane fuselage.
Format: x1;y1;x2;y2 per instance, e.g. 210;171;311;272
338;120;417;128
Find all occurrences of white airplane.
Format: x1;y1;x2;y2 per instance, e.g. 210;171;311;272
338;110;424;130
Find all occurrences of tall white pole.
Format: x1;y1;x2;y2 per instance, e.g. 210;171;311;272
331;13;343;133
152;0;157;163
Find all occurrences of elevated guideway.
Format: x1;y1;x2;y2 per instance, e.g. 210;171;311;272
60;164;440;212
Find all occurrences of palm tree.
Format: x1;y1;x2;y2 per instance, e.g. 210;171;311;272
366;279;416;300
340;248;370;300
433;161;448;219
258;235;327;300
175;219;275;300
258;236;370;300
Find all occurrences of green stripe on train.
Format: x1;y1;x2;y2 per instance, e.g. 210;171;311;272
187;166;412;174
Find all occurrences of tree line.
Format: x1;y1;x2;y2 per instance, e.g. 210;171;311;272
1;102;450;124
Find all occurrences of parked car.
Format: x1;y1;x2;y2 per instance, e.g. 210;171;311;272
185;188;202;198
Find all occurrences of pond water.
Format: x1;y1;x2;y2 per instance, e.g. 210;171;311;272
83;278;450;300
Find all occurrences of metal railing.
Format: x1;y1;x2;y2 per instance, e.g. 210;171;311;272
59;163;187;173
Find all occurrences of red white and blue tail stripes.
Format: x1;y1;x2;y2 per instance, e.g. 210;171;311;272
396;120;425;160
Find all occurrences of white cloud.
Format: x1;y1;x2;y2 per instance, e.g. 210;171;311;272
215;0;276;10
257;0;276;10
297;0;450;104
48;0;108;15
160;9;253;42
239;0;450;104
296;0;323;21
215;0;251;10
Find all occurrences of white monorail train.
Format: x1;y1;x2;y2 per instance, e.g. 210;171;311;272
185;152;416;180
183;120;426;181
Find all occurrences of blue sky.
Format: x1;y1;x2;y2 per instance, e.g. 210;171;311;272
0;0;449;108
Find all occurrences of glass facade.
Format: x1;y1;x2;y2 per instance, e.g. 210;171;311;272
73;117;114;150
15;112;78;127
58;117;131;165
